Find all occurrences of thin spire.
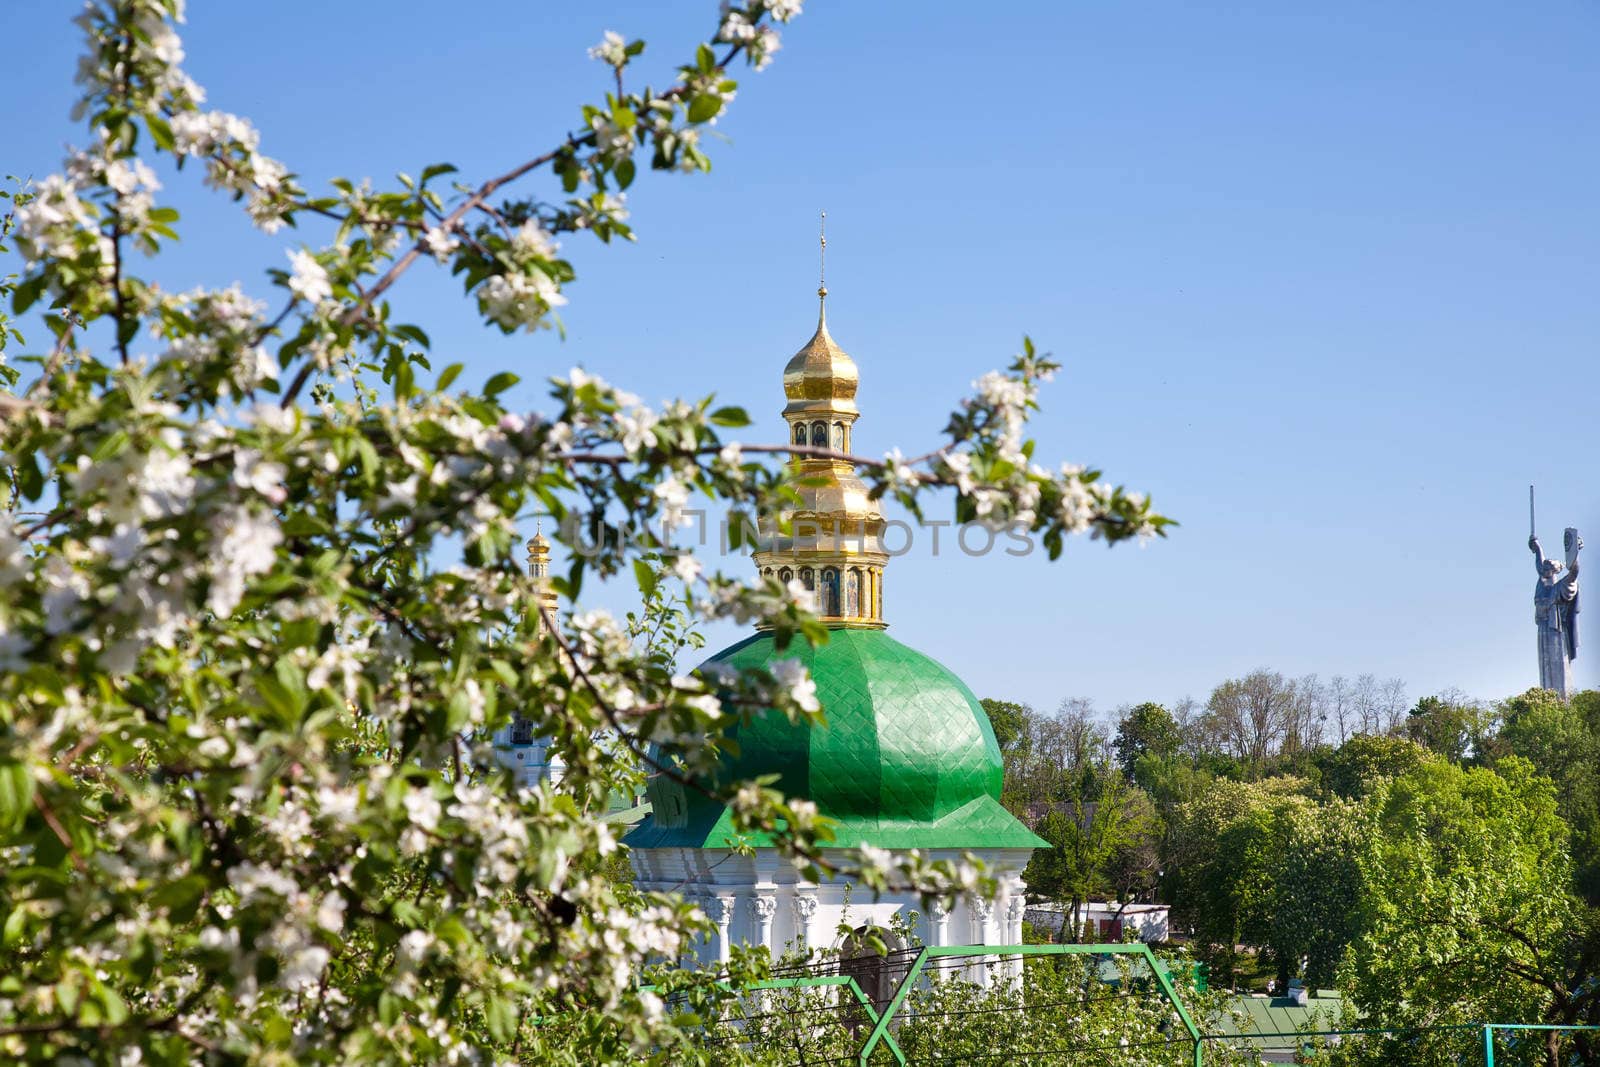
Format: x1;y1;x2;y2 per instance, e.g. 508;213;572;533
817;210;828;304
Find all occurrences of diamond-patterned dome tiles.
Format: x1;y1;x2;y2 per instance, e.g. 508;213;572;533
625;629;1044;851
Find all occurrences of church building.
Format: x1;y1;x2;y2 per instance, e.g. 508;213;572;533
624;263;1044;966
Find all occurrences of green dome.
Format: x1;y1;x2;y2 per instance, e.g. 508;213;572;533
625;629;1044;851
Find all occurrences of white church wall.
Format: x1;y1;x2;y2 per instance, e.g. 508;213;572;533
631;846;1036;983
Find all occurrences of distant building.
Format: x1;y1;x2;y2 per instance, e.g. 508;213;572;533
1025;901;1171;943
491;527;561;789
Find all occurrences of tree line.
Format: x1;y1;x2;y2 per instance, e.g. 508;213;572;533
983;674;1600;1064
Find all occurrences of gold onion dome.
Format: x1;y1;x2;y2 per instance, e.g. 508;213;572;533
753;215;888;629
782;293;858;417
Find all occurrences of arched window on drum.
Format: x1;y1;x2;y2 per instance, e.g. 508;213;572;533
821;568;839;616
832;421;845;451
810;421;827;448
845;568;860;616
792;422;807;447
778;567;793;584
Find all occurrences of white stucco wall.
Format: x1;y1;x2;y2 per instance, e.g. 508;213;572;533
631;846;1035;980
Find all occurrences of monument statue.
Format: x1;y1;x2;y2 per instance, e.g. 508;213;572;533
1528;488;1580;698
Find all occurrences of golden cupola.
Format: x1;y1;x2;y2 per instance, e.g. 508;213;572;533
526;522;560;626
753;216;889;628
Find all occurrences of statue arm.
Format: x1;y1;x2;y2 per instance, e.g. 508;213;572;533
1530;535;1546;573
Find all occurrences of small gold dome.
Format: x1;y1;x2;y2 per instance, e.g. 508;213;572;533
782;296;859;416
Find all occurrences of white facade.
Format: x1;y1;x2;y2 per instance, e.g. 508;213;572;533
490;725;560;790
631;845;1035;977
1024;900;1170;943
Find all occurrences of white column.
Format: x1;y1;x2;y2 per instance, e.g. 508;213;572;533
1005;895;1026;945
1001;895;1029;982
792;892;820;957
970;898;996;986
705;895;735;968
972;897;995;944
752;892;778;954
927;898;951;948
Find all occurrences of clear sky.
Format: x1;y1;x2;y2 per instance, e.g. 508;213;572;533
5;2;1598;715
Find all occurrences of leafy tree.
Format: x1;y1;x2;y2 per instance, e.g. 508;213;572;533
998;698;1111;814
1317;733;1428;801
1340;758;1599;1066
1264;798;1365;990
1498;688;1600;904
1023;773;1160;939
0;2;1170;1063
1574;689;1600;731
1401;690;1489;764
980;697;1030;753
1113;701;1182;781
1166;777;1310;988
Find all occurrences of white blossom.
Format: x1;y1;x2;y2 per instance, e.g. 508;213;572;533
588;30;629;67
422;226;459;263
616;406;658;455
207;506;282;616
478;268;566;332
671;553;702;584
403;789;442;833
653;475;691;528
0;517;27;587
286;249;331;306
770;658;820;714
511;220;558;260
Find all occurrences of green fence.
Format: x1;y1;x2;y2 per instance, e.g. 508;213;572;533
1482;1023;1600;1066
853;941;1199;1067
648;943;1600;1066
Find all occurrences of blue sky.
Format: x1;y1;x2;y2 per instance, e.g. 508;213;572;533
5;2;1598;715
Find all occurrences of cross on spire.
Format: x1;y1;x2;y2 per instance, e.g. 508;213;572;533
818;210;827;301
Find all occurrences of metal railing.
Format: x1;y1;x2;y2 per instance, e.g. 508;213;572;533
637;944;1600;1066
855;941;1201;1067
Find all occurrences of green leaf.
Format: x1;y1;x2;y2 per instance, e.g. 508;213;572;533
393;323;431;349
709;406;749;428
56;979;80;1019
2;907;26;947
147;115;174;151
615;158;636;190
687;94;722;124
485;996;518;1044
151;875;207;924
484;371;520;398
11;273;45;315
0;760;33;835
437;363;464;391
16;451;42;502
633;558;657;599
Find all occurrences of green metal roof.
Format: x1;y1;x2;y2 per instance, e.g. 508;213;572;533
1211;992;1346;1051
624;629;1045;851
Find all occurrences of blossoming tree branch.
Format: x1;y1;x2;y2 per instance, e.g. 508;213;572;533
0;0;1167;1063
